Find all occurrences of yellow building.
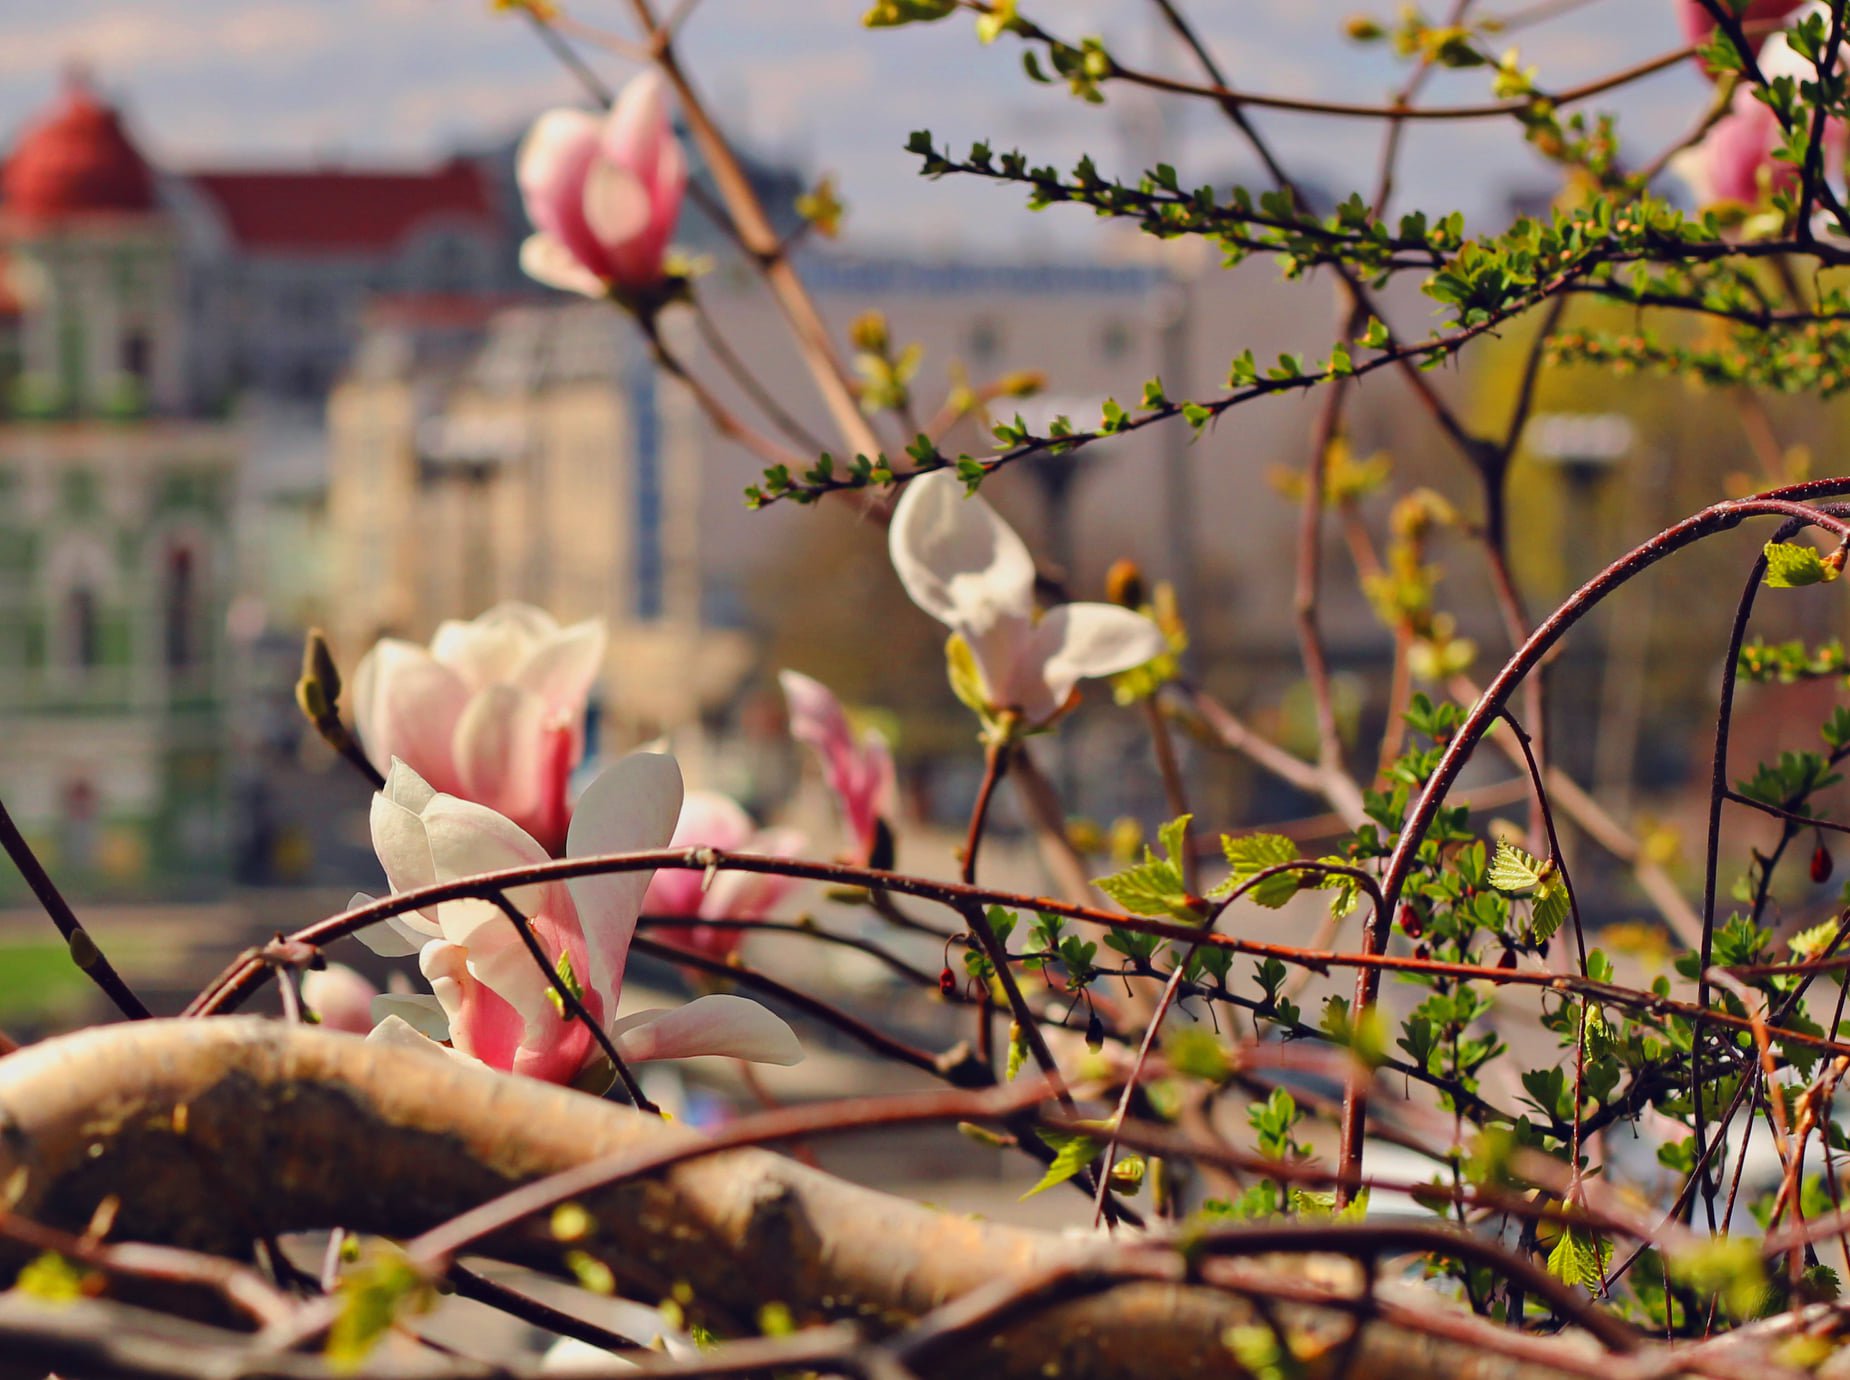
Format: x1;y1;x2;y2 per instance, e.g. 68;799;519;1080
325;298;750;739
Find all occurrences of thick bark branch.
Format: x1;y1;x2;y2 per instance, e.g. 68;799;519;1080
0;1021;1792;1380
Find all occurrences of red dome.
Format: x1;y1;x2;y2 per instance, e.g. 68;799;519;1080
3;73;156;221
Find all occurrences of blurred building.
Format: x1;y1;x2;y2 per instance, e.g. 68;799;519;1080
0;73;239;896
325;299;751;738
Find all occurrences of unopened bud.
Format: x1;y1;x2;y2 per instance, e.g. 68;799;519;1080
849;310;889;354
939;965;957;998
1105;558;1147;609
1085;1008;1105;1050
1345;16;1384;41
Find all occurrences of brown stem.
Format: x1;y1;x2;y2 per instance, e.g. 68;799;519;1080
0;797;150;1020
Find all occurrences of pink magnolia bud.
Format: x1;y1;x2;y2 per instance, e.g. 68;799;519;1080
516;72;688;298
779;670;897;864
301;964;379;1035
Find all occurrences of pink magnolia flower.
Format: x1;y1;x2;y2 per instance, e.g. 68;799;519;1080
352;604;604;855
301;963;377;1035
778;670;896;863
517;72;687;299
1677;27;1847;206
889;471;1166;729
358;752;801;1086
642;790;805;963
1677;0;1806;71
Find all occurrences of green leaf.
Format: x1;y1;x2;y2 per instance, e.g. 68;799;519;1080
1006;1022;1027;1080
1157;814;1192;870
1212;833;1300;907
1023;1129;1100;1199
1094;847;1197;921
327;1245;432;1369
1764;541;1840;588
1530;880;1570;946
1487;839;1551;895
12;1252;89;1304
1791;919;1842;959
1546;1225;1610;1294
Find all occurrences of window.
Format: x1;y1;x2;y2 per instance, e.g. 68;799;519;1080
121;329;151;385
67;585;99;670
967;319;1001;364
164;545;198;670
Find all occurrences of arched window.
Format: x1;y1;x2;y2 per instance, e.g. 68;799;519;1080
67;584;98;670
163;545;197;670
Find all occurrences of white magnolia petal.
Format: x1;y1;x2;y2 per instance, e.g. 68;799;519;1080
382;758;439;813
366;1013;466;1062
565;752;685;1006
887;470;1035;635
1020;603;1166;719
418;793;551;912
370;786;437;901
371;992;452;1041
514;618;607;715
520;233;608;298
355;915;436;958
431;603;558;689
610;995;803;1066
351;649;469;784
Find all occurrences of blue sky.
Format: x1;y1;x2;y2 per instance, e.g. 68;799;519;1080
0;2;1708;252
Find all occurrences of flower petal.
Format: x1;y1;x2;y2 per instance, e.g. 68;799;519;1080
301;964;378;1035
371;991;452;1041
1016;603;1166;721
582;159;652;264
520;234;609;298
513;618;607;717
418;792;552;915
366;1013;465;1061
350;642;470;792
450;684;554;835
515;109;612;279
610;995;802;1066
644;789;755;917
431;603;560;690
888;470;1034;636
565;752;685;1008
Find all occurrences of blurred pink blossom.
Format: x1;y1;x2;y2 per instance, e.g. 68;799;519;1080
300;964;377;1035
361;753;801;1085
517;72;687;298
1677;25;1846;206
779;670;896;863
351;603;603;855
643;790;805;963
1676;0;1807;72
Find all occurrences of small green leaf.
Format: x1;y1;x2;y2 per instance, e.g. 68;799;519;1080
1487;839;1550;895
1023;1129;1100;1198
1546;1225;1610;1294
327;1245;432;1370
1764;541;1839;588
12;1252;89;1304
1212;833;1300;908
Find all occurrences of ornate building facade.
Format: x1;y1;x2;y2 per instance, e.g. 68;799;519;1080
0;74;239;895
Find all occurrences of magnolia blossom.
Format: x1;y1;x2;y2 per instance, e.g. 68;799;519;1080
358;753;801;1085
779;670;896;862
642;790;804;963
1677;22;1846;206
888;471;1166;728
517;72;686;299
1676;0;1806;65
352;604;603;855
301;963;377;1035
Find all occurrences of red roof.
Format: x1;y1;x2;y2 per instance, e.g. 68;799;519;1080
187;159;496;253
2;73;157;222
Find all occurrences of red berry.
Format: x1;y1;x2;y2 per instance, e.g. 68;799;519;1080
1396;903;1423;941
1812;843;1834;885
938;966;957;998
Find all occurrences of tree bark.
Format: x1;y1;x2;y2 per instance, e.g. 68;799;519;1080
0;1020;1790;1380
